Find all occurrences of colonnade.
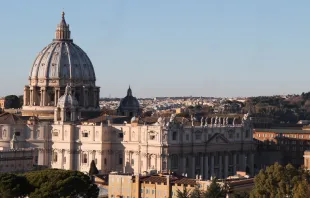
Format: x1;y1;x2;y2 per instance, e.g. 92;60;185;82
167;151;255;179
23;86;99;107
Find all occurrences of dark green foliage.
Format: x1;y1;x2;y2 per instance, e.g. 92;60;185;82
89;160;99;176
4;95;21;109
0;173;30;198
190;186;202;198
176;187;192;198
0;169;99;198
232;191;250;198
24;169;99;198
203;178;226;198
250;162;310;198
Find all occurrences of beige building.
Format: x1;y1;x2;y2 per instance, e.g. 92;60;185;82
108;173;254;198
0;147;36;173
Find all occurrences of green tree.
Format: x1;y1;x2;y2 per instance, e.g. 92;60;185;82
190;186;202;198
4;95;21;109
0;173;30;198
203;178;226;198
89;160;99;176
176;187;191;198
24;169;99;198
232;191;250;198
250;163;310;198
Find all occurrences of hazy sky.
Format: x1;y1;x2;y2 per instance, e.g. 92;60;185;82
0;1;309;98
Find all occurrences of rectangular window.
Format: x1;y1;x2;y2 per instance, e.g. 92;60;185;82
146;189;149;194
15;132;20;136
152;190;155;194
82;132;88;137
119;154;123;165
186;134;189;141
63;156;66;164
53;131;58;136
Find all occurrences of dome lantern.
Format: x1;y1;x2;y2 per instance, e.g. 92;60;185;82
54;11;71;41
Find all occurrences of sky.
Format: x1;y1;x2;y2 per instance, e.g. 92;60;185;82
0;1;309;98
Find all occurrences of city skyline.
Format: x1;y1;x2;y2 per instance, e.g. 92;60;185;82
0;1;309;98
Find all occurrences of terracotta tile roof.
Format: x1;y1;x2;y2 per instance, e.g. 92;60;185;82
140;175;167;183
173;177;197;186
0;112;25;124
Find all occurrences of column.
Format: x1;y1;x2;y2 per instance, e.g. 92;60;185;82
23;87;28;106
211;154;215;178
239;153;246;172
42;88;46;106
30;89;33;106
219;154;223;178
54;88;59;106
249;153;254;176
191;155;195;178
32;87;37;106
83;87;88;107
200;155;204;179
233;152;237;175
40;88;43;106
204;154;209;180
182;156;187;175
224;153;228;178
146;154;150;171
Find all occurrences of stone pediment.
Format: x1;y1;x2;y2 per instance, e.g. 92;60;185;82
206;133;230;145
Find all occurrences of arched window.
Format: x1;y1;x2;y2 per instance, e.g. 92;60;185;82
66;111;71;121
171;155;178;169
172;132;177;140
53;152;58;162
83;153;88;164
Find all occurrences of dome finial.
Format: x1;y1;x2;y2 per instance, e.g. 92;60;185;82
54;11;71;41
127;85;132;96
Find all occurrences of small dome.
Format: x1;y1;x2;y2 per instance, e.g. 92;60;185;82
57;85;79;108
119;86;139;108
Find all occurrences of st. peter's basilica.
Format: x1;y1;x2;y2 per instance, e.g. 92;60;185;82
0;13;255;179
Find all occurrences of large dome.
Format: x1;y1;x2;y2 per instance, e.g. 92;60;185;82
29;42;96;84
22;12;100;119
28;12;96;87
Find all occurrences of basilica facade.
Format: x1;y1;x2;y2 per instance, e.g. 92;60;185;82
0;13;256;179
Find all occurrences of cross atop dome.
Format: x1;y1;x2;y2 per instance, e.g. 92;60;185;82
54;11;71;41
127;85;132;97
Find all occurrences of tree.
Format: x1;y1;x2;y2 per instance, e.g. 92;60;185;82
0;173;30;198
203;178;226;198
89;160;99;176
4;95;21;109
190;186;202;198
24;169;99;198
250;163;310;198
176;187;191;198
232;191;250;198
